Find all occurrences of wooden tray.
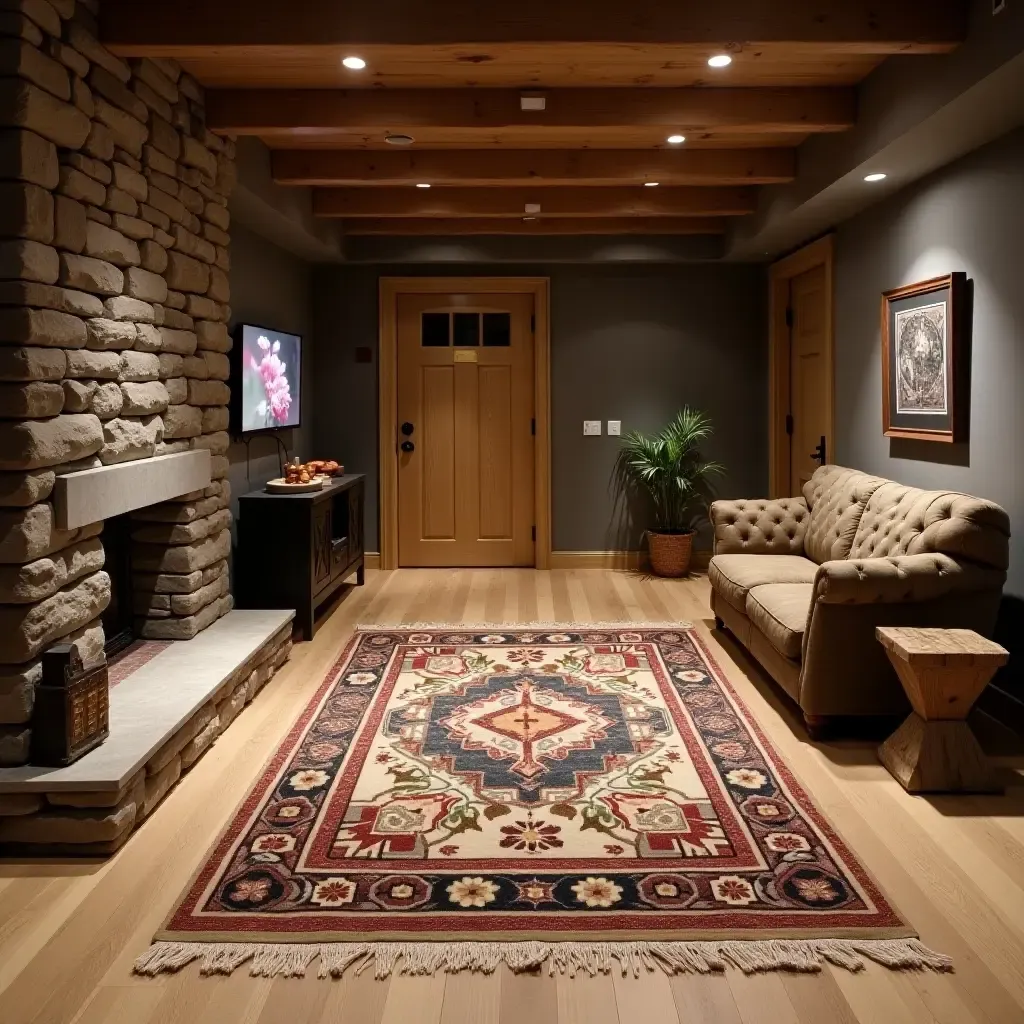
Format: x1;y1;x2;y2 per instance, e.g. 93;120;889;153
264;477;325;494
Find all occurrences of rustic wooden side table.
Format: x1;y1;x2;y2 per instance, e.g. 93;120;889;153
876;626;1008;794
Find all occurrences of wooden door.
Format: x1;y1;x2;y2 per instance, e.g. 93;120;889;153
788;263;829;493
397;291;535;567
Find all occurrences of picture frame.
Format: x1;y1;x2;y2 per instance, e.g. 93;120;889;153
881;272;966;443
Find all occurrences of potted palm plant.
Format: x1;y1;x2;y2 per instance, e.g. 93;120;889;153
618;408;723;577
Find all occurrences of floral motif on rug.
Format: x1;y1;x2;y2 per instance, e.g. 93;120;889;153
140;625;951;978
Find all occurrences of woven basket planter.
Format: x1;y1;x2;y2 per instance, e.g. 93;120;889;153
646;530;694;577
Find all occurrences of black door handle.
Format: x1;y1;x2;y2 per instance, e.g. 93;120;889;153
810;435;827;465
401;422;414;436
400;440;415;453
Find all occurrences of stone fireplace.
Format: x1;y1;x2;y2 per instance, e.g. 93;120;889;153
0;0;238;768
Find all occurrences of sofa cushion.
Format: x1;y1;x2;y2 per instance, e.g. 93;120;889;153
745;584;814;660
850;482;1010;571
711;498;809;556
802;465;886;564
708;554;818;613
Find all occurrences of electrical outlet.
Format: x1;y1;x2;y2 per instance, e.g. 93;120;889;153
607;420;621;436
583;420;602;436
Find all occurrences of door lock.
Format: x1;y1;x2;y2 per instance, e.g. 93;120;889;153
400;440;415;453
810;435;827;465
401;422;415;436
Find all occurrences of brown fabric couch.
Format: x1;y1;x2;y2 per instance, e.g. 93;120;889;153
708;465;1010;732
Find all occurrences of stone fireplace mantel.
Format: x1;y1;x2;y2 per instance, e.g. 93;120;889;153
54;451;213;530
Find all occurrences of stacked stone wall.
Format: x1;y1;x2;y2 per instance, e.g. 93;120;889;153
0;0;237;765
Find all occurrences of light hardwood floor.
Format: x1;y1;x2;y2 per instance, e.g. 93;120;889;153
2;569;1023;1024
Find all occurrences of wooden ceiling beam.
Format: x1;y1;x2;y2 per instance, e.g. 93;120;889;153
208;88;855;136
272;148;796;187
100;0;965;53
342;217;728;235
313;187;755;218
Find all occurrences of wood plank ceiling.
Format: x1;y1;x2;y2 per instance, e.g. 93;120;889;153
101;1;966;237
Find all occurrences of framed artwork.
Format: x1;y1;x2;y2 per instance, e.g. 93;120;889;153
881;272;966;443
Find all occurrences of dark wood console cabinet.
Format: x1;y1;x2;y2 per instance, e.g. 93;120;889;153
236;474;365;640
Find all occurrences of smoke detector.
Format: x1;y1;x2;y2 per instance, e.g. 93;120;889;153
385;133;415;145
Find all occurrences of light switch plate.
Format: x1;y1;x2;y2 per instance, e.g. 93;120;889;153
607;420;621;436
583;420;602;436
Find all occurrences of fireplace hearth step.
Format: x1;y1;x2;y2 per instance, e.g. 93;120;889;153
0;608;294;856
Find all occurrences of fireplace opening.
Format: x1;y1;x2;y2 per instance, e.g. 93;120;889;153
102;513;135;658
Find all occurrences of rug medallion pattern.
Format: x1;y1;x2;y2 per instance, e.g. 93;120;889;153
163;627;911;943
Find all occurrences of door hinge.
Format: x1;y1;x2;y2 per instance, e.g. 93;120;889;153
785;413;794;436
531;418;536;436
785;306;794;329
532;525;536;542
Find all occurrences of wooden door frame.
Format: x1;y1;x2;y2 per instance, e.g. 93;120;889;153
767;234;835;498
378;276;552;570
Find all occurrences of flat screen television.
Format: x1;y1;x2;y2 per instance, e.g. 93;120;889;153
231;323;302;435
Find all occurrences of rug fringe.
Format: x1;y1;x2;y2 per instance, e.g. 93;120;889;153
134;938;952;979
352;621;695;632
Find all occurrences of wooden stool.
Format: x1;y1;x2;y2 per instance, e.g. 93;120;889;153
876;626;1008;794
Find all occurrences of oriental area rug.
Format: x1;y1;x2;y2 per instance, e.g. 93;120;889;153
135;624;951;979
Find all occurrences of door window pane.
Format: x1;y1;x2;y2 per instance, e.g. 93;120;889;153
482;312;511;347
453;312;480;347
421;312;450;347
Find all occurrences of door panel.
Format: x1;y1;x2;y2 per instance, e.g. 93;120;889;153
789;264;829;493
397;291;535;566
478;365;514;540
420;365;456;539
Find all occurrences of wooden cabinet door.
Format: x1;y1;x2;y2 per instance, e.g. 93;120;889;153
397;292;535;567
312;502;333;591
789;264;830;493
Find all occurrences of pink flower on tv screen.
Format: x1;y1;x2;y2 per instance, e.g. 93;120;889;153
241;326;301;431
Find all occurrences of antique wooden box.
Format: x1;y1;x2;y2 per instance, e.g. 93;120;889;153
29;644;110;767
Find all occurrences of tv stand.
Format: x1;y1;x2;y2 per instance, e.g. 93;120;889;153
236;474;365;640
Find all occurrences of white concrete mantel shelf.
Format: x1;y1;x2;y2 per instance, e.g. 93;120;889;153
0;609;294;794
54;450;212;530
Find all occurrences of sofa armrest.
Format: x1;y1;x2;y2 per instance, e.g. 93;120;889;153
812;553;1005;605
711;497;809;556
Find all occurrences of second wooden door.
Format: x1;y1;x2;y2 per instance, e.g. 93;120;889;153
397;291;535;567
788;264;830;493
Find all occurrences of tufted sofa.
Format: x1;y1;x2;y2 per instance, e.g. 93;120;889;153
708;465;1010;732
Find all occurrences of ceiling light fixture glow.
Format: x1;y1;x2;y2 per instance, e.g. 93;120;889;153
708;54;733;68
644;181;660;187
667;134;686;144
864;172;887;182
342;56;366;70
416;182;431;188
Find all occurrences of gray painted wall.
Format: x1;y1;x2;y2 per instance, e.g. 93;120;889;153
227;222;314;518
834;125;1024;713
312;263;767;553
834;126;1024;596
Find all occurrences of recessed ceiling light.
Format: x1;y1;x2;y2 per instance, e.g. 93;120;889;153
384;133;415;145
667;134;686;144
342;56;366;70
644;181;660;187
416;183;431;188
708;54;733;68
864;172;887;182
